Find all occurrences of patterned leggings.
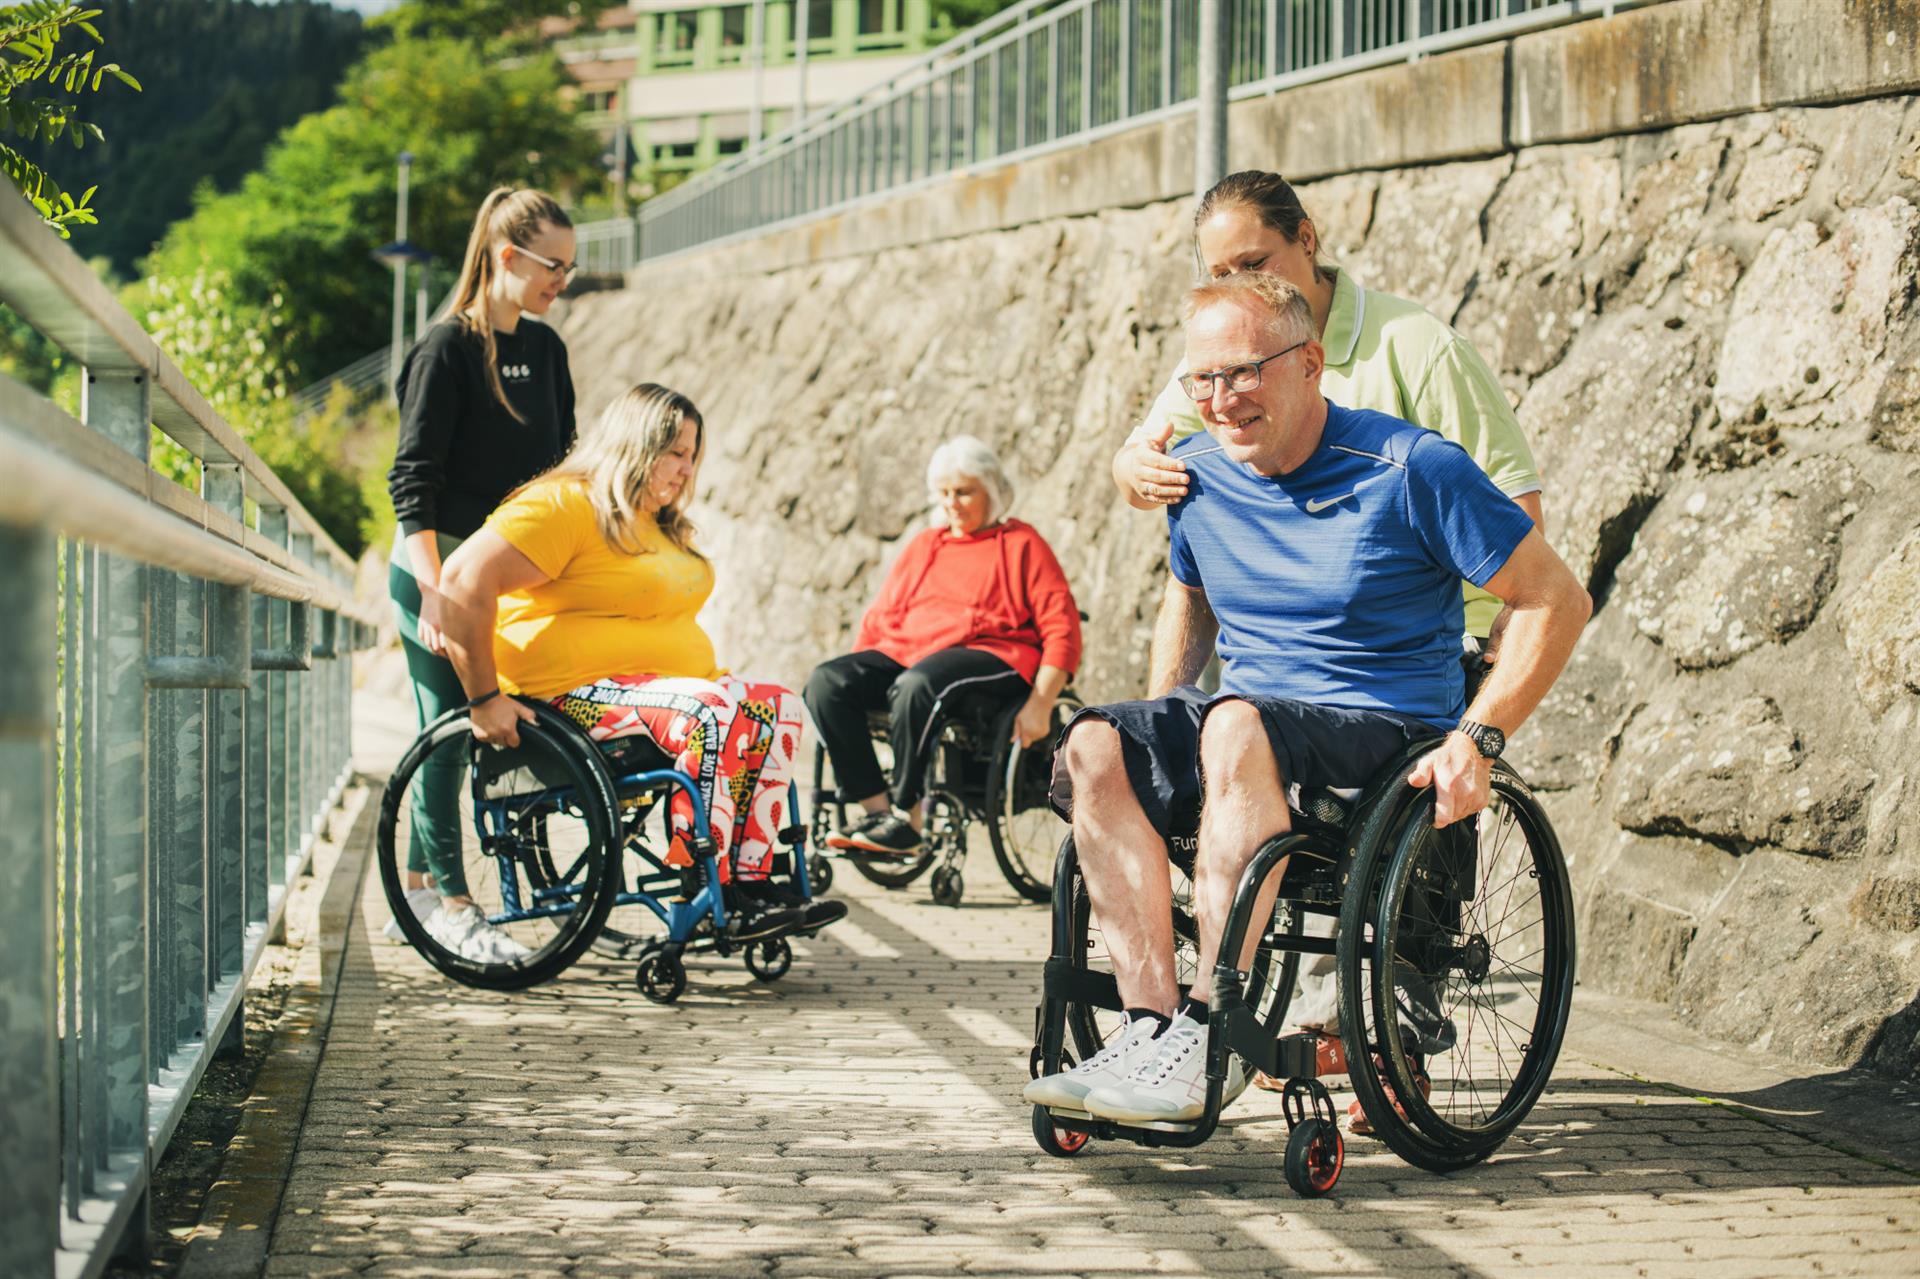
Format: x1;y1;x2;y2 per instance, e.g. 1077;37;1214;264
551;674;804;881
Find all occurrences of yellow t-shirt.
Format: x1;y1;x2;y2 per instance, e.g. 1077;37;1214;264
484;477;720;699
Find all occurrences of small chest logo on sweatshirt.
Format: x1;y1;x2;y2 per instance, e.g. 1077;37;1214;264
500;363;533;381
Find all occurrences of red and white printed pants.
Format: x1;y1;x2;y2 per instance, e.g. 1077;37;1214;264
551;674;804;881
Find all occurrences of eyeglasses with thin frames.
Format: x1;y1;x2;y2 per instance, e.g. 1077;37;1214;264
1178;340;1306;401
513;244;579;286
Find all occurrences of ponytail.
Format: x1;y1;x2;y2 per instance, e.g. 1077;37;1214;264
445;186;573;422
1193;170;1333;284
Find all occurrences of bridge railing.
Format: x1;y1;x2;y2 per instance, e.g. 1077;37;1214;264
0;190;379;1279
577;0;1662;268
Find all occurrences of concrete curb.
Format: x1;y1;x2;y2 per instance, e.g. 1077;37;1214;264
177;780;377;1279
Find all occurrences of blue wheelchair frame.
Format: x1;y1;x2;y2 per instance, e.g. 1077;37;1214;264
473;758;813;946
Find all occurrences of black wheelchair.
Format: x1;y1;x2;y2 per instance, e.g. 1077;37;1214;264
1028;737;1575;1197
807;689;1083;906
376;699;831;1002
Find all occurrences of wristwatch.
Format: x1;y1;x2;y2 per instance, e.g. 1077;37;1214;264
1455;720;1505;759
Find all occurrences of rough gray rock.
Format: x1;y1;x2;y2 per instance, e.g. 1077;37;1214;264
1517;313;1712;591
1614;457;1859;669
1842;526;1920;714
1732;145;1818;221
1609;690;1869;857
1713;198;1920;430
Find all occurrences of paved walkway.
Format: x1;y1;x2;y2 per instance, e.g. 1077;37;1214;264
249;679;1919;1279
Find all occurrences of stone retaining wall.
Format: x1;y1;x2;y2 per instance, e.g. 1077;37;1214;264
562;81;1920;1082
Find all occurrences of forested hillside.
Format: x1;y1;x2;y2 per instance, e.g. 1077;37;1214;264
18;0;365;275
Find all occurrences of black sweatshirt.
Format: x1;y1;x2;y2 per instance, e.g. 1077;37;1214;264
387;318;577;539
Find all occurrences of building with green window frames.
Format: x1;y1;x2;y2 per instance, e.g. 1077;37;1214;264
553;2;983;192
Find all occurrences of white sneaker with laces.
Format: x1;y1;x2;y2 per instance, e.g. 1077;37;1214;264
1083;1013;1251;1123
1022;1014;1165;1111
383;886;439;943
426;903;532;965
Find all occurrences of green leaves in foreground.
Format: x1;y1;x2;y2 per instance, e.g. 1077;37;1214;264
1;1;140;235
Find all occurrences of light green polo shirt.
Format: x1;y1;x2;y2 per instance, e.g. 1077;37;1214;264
1134;267;1541;638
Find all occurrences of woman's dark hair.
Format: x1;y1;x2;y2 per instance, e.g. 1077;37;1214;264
1192;170;1331;280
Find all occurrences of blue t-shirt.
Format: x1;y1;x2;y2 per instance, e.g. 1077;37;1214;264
1167;401;1535;728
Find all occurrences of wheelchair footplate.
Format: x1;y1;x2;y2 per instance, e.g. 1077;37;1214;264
1027;962;1347;1195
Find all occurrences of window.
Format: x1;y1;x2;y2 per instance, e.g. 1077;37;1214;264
658;10;697;53
720;4;748;47
858;0;891;36
664;141;699;160
717;136;746;156
801;0;833;41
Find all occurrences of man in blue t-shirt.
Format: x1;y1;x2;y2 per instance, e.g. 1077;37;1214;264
1027;272;1590;1126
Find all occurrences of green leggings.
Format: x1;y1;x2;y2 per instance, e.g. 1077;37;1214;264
389;532;469;896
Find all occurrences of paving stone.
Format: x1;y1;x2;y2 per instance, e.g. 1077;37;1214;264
243;781;1920;1279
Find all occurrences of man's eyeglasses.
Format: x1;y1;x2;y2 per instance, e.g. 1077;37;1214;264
1178;340;1306;401
513;245;579;285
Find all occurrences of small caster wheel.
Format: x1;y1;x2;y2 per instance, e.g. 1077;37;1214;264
635;950;687;1004
809;853;833;893
1284;1117;1344;1197
930;867;964;907
745;936;793;982
1032;1105;1090;1157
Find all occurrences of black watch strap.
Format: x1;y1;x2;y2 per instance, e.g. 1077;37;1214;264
1456;720;1505;759
467;688;503;710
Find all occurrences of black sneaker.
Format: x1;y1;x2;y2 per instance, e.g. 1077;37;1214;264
796;898;849;931
728;879;807;940
830;813;924;856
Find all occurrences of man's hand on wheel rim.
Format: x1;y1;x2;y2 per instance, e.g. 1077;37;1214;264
1407;732;1492;828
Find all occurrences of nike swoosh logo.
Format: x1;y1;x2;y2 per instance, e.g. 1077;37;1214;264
1304;493;1354;514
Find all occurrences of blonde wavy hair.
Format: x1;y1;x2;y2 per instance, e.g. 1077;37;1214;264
535;383;705;557
447;186;572;422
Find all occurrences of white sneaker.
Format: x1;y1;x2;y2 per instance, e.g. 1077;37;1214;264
1023;1015;1166;1111
426;903;532;965
382;887;439;943
1083;1013;1250;1123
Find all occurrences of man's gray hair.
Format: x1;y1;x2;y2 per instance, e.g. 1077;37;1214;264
1183;271;1315;349
927;434;1014;525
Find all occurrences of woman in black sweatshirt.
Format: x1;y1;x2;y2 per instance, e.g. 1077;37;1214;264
384;186;577;962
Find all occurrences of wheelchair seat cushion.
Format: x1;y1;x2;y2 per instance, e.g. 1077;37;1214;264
1049;686;1432;844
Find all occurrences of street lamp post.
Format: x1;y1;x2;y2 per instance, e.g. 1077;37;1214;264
387;151;412;398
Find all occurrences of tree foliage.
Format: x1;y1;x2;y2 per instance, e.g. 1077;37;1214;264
0;0;139;235
374;0;614;51
143;33;600;382
16;0;365;275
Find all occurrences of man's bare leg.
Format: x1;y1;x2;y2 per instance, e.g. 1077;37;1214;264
1062;721;1179;1015
1192;700;1292;1003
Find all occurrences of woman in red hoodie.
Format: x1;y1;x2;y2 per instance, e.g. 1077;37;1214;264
804;436;1083;855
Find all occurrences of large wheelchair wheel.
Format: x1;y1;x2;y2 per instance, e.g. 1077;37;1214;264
985;693;1082;902
377;702;622;990
1054;835;1293;1062
1337;764;1575;1172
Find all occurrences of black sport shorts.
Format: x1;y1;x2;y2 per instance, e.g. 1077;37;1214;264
1048;685;1439;841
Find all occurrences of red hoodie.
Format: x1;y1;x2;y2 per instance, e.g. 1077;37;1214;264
855;519;1082;683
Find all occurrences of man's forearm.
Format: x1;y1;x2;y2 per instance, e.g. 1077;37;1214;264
1147;580;1217;697
1462;584;1588;734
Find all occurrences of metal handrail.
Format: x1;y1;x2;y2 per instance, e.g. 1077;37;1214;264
584;0;1668;268
0;187;373;1278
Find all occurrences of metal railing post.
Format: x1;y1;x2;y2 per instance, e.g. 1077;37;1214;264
202;464;248;1058
1159;0;1173;107
0;521;58;1276
81;367;153;1264
1120;0;1136;119
290;531;315;870
258;508;291;914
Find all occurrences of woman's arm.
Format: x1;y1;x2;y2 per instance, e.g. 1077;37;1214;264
438;528;553;747
1013;663;1070;747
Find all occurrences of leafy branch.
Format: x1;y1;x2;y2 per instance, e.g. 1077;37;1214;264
1;0;139;235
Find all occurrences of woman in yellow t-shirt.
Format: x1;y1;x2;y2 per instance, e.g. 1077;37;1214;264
437;383;840;943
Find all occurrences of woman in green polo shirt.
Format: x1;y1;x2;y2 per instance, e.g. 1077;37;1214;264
1113;169;1546;642
1110;169;1548;1128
